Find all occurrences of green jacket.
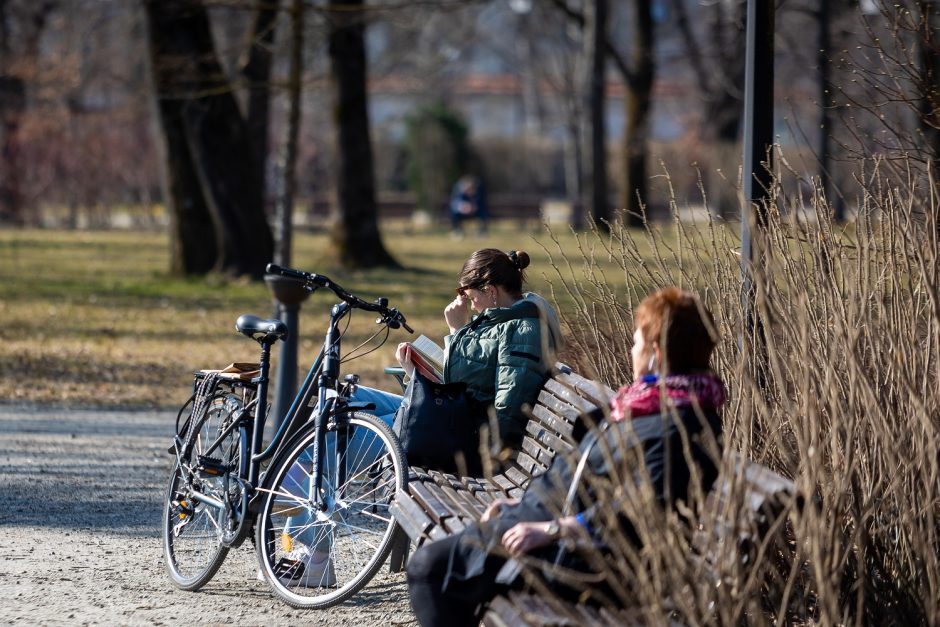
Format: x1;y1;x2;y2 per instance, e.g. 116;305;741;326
443;295;559;446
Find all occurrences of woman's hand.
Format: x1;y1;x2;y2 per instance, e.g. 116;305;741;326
395;342;415;376
501;521;557;557
480;497;520;523
444;295;470;334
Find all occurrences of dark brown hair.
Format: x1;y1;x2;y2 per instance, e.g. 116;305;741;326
635;287;717;374
458;249;530;296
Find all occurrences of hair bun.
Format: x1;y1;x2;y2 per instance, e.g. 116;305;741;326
508;250;530;271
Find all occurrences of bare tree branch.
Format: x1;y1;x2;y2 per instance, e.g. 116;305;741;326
668;0;712;100
548;0;634;85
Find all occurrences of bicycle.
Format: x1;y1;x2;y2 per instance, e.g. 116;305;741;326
162;263;413;609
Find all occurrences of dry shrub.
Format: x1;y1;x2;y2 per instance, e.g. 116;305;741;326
533;162;940;625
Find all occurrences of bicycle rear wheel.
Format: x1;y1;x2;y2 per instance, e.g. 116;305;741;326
255;411;407;608
163;393;243;591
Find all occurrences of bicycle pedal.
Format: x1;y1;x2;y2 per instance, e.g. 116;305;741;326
173;498;195;519
196;455;227;476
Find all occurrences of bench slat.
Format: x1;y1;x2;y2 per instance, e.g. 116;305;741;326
442;515;468;535
535;389;582;424
525;420;572;455
530;405;577;442
511;450;543;477
556;371;615;407
427;524;450;542
521;435;557;468
388;492;434;540
543;378;598;414
428;472;486;520
491;473;518;492
410;480;457;525
502;464;531;488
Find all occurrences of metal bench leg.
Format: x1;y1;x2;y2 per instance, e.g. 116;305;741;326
388;527;411;573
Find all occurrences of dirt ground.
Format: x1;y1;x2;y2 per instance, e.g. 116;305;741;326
0;407;417;626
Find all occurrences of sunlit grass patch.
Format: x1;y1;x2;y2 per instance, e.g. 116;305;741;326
0;223;635;408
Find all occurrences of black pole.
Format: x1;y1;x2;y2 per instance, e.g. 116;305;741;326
741;0;774;396
266;276;310;430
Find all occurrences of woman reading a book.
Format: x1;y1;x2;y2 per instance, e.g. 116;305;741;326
299;248;559;449
397;248;563;449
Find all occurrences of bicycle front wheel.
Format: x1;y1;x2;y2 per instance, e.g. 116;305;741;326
163;393;243;591
255;411;407;608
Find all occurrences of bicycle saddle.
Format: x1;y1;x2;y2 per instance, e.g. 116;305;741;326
235;314;289;343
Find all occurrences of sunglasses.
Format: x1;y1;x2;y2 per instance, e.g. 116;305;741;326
456;283;485;298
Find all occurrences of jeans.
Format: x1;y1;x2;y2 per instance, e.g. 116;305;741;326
282;386;402;548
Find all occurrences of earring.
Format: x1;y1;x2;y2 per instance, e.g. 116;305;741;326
647;353;658;373
491;289;498;308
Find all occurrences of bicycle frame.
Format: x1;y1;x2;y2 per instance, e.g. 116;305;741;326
177;263;410;552
164;263;411;602
191;300;368;548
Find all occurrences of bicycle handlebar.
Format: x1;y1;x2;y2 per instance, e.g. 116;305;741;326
266;263;413;333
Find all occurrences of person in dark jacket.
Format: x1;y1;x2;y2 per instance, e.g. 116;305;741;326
397;248;563;448
405;287;726;627
448;175;489;237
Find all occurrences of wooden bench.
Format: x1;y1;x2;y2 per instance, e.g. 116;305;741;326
387;365;798;625
389;363;600;546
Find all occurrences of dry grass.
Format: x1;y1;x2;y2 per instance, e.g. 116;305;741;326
540;170;940;624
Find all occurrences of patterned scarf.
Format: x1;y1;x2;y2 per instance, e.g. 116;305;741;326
609;372;727;421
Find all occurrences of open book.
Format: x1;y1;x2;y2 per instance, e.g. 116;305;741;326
404;335;445;383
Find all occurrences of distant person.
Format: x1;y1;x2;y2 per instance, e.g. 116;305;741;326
449;175;489;237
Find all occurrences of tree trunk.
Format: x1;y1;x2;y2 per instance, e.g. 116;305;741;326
143;0;273;277
918;1;940;175
241;0;279;201
0;0;54;225
622;0;654;227
326;0;397;268
582;0;610;230
671;0;746;218
0;75;25;224
273;0;303;268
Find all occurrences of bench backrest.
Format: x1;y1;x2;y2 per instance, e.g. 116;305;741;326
391;364;603;542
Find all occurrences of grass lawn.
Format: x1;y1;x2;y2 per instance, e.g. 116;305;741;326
0;222;638;408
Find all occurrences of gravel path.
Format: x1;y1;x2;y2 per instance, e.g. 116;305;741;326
0;407;416;626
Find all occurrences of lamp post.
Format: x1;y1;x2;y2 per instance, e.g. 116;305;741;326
741;0;775;439
741;0;775;278
265;275;310;430
741;0;775;321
